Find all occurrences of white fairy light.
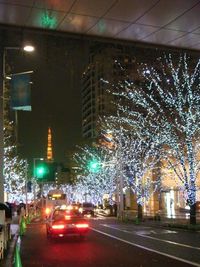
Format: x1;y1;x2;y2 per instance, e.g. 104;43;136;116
108;53;200;224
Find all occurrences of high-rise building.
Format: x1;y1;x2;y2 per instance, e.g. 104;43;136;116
81;44;136;139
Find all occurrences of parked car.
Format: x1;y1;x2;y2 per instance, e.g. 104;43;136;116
80;202;95;217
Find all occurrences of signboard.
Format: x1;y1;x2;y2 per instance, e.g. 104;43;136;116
10;72;32;111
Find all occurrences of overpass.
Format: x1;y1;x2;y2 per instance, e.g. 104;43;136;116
0;0;200;50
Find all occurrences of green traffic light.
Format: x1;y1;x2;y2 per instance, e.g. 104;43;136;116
35;164;47;178
88;159;100;173
34;161;57;181
91;162;98;169
37;167;45;175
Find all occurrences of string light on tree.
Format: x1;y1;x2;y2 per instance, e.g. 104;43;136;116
103;53;200;225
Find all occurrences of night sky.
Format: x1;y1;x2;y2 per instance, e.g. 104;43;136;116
5;30;90;164
4;28;185;166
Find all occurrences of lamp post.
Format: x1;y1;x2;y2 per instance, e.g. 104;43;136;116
25;160;28;216
4;45;35;146
33;158;44;212
0;44;35;202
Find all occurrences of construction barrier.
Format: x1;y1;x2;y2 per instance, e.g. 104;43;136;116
13;237;22;267
135;217;140;225
25;215;31;225
19;217;26;237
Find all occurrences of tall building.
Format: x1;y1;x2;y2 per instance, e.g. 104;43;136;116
81;44;136;139
46;127;53;162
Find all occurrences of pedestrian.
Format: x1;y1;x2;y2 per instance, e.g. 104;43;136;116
19;206;25;222
113;203;117;217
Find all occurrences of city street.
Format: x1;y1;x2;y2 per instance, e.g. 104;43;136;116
20;217;200;267
1;4;200;267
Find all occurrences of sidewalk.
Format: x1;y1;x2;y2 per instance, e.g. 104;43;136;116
96;209;200;231
96;208;117;217
1;221;19;267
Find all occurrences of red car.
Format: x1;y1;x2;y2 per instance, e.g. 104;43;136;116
46;206;89;239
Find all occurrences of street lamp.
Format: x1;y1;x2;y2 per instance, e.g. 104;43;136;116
23;45;35;52
4;45;35;146
0;44;35;202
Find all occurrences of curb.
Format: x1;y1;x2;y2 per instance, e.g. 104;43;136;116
1;232;18;267
13;236;22;267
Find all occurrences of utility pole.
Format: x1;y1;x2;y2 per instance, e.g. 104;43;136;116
0;45;4;202
25;160;28;216
1;44;35;202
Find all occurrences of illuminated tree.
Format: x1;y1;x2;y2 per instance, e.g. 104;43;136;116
74;145;117;205
4;120;27;202
3;76;27;202
108;54;200;224
102;117;161;219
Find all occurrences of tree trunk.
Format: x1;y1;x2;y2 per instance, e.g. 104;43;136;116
137;204;143;221
190;202;196;225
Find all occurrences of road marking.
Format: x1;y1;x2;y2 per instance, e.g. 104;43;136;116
101;224;200;251
91;227;200;267
102;224;152;232
137;234;200;250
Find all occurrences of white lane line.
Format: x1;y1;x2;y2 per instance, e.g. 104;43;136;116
101;224;200;251
91;227;200;267
102;223;152;230
137;234;200;251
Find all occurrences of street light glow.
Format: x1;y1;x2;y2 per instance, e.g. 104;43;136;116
23;45;35;52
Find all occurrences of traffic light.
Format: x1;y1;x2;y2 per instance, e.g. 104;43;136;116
88;159;100;173
35;163;49;179
34;161;57;182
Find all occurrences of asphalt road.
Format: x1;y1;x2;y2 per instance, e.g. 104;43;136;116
20;217;200;267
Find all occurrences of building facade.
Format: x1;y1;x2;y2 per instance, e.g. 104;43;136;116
81;44;136;139
81;44;200;220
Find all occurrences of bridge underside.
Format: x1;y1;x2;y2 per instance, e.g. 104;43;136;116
0;0;200;51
